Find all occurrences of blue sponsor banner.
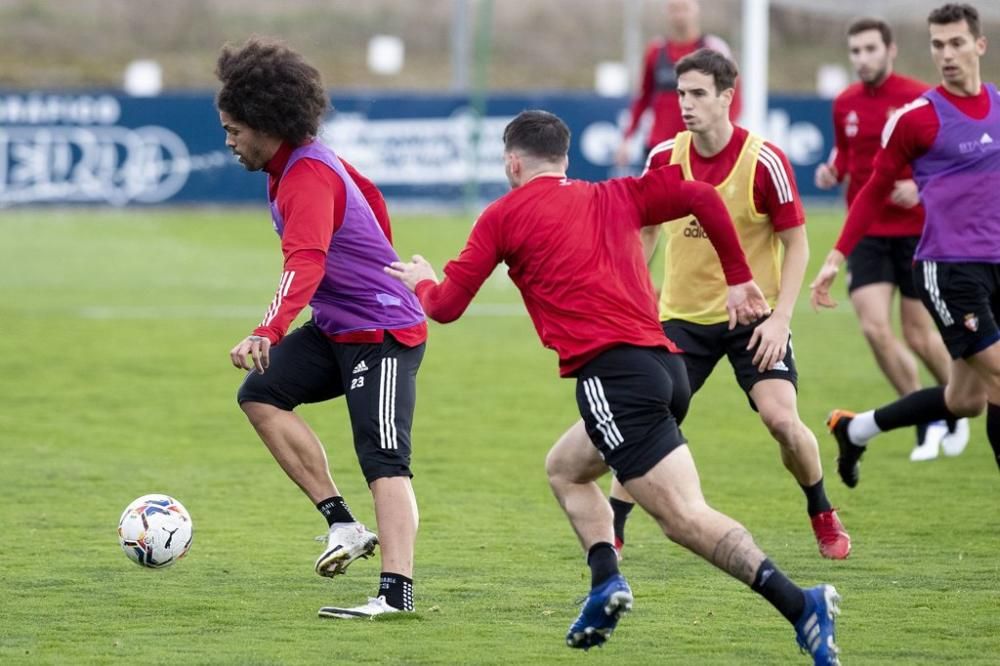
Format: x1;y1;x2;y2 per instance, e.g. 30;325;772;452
0;90;837;207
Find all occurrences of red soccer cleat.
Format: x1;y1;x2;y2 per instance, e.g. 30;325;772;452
613;536;624;562
811;509;851;560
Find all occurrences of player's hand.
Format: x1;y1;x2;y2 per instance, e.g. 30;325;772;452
890;179;920;208
385;254;438;292
814;163;838;190
747;312;790;372
726;280;771;330
809;250;845;311
230;334;271;374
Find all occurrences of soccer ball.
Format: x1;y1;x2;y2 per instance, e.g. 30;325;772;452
117;494;193;568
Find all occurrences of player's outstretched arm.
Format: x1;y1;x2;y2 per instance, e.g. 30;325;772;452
809;248;846;311
386;254;438;291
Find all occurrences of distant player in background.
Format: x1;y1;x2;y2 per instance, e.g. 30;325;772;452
815;17;968;462
811;3;1000;484
615;0;740;166
216;37;426;618
388;110;842;665
600;49;850;561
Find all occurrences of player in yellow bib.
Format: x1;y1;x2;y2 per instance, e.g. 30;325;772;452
557;49;852;561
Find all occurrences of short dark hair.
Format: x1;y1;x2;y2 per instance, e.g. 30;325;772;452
215;37;329;145
847;17;894;46
675;48;739;93
502;110;570;161
928;3;981;38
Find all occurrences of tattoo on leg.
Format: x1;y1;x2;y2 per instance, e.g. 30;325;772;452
710;527;762;584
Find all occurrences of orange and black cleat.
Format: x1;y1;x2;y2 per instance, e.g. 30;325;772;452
827;410;864;489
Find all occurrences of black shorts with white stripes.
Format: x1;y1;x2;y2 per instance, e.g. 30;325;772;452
914;260;1000;359
574;345;690;483
237;321;424;483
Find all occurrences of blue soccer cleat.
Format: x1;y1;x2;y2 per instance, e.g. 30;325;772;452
565;573;633;650
795;584;842;665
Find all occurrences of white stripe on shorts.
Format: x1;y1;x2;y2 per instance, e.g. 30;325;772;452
583;377;624;450
922;261;954;326
378;358;398;450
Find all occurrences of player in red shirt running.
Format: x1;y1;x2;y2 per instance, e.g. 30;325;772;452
614;0;740;166
388;110;842;664
815;17;965;462
811;4;1000;483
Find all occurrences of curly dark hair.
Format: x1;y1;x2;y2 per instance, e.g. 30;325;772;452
215;37;329;145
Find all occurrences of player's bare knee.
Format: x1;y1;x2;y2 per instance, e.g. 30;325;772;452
239;400;272;425
945;392;987;417
657;499;706;544
859;320;895;350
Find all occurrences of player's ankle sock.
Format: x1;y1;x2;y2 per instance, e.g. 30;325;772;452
916;421;929;445
379;572;413;611
987;404;1000;471
316;496;355;527
587;542;620;587
750;558;806;625
800;478;833;517
846;411;880;445
873;386;957;432
609;497;634;546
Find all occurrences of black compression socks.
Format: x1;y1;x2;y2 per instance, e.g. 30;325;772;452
751;558;806;625
800;478;833;517
609;497;635;545
988;404;1000;471
379;572;414;611
316;496;355;527
874;386;958;431
587;542;620;588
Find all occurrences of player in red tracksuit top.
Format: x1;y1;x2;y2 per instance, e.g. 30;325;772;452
813;17;963;461
387;110;842;664
614;0;740;166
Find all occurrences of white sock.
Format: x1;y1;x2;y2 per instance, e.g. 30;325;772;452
847;410;880;445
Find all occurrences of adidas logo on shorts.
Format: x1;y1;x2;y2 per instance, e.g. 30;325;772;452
352;361;369;374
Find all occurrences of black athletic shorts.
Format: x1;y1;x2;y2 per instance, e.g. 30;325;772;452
846;235;921;298
237;321;424;483
574;345;690;483
913;260;1000;359
663;317;798;411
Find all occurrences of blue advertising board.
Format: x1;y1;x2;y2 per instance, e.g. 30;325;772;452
0;90;838;207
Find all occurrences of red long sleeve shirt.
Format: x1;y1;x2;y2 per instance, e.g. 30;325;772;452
829;72;929;237
624;35;742;149
414;166;752;376
835;85;992;256
254;141;427;347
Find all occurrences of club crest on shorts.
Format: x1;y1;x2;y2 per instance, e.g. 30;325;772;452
964;313;979;332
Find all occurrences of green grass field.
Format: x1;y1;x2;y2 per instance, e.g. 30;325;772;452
1;207;998;665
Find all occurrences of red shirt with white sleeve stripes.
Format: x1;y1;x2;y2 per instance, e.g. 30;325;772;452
253;141;427;347
646;125;806;230
835;85;992;256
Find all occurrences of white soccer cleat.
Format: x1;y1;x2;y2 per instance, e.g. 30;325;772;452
910;421;946;462
318;595;401;619
314;522;378;578
941;418;971;457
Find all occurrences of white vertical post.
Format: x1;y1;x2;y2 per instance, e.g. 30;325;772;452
623;0;642;92
741;0;770;136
